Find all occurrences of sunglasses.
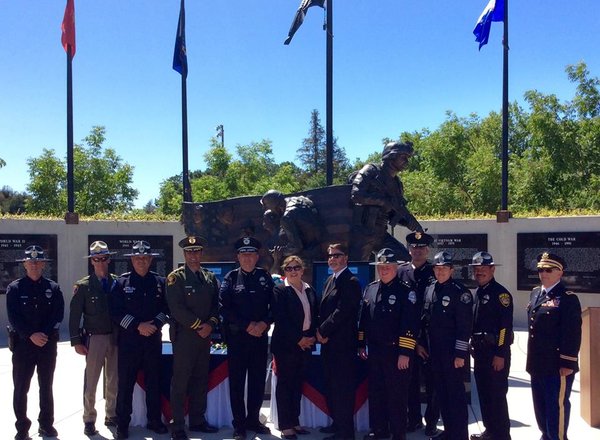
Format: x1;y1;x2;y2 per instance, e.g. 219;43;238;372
537;268;557;273
327;253;345;259
91;256;109;263
284;265;303;272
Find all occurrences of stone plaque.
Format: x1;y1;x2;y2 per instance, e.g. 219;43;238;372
428;234;488;289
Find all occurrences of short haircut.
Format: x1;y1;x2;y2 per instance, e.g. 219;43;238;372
327;243;348;255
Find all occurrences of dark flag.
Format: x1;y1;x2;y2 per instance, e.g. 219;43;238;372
473;0;504;50
173;0;188;78
61;0;76;57
284;0;326;45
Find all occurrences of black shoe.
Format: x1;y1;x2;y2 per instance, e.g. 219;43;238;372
147;420;168;434
431;432;446;440
425;427;442;438
171;430;189;440
282;434;298;440
406;421;424;433
116;427;129;439
320;425;337;434
233;429;247;440
247;423;271;434
363;432;390;439
105;416;119;427
323;436;354;440
14;433;32;440
294;428;311;435
84;422;98;436
470;432;493;440
38;426;58;437
189;422;219;433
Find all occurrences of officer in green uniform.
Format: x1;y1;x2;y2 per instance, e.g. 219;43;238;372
166;236;220;440
69;241;119;436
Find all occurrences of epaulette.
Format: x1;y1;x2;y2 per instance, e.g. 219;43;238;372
565;290;576;295
75;275;91;285
366;280;379;287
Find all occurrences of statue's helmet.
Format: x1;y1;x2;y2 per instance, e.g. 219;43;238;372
382;141;414;161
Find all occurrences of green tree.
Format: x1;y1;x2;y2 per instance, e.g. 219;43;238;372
26;126;138;215
0;158;6;168
0;186;29;214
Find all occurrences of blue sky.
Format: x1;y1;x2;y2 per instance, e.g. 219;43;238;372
1;1;599;208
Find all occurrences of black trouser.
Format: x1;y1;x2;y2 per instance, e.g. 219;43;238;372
171;330;211;431
367;346;411;440
473;349;511;440
226;332;269;430
116;333;162;428
322;348;356;439
12;336;57;434
274;349;310;431
407;354;440;429
433;365;468;440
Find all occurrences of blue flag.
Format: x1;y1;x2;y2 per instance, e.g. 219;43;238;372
284;0;326;45
173;0;187;77
473;0;504;50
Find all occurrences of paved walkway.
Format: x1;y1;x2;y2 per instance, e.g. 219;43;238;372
0;330;597;439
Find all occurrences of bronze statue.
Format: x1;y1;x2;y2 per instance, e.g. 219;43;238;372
260;190;325;271
349;141;423;261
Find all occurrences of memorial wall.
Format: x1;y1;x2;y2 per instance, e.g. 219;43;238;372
0;216;598;340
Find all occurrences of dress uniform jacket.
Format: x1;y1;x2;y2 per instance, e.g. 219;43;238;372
358;277;420;353
167;265;219;337
7;276;64;340
69;274;118;344
428;279;473;370
526;281;582;376
472;278;513;358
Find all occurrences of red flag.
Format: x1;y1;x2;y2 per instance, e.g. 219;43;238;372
61;0;76;57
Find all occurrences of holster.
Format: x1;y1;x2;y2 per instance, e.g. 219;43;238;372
7;326;17;352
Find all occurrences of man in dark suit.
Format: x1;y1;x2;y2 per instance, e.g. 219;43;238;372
527;252;581;440
317;243;362;440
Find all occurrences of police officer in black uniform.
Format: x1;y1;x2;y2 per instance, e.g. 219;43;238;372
6;245;64;440
469;252;513;440
427;252;473;440
358;248;420;440
166;236;220;440
219;237;274;440
527;252;581;440
397;232;441;437
110;240;169;439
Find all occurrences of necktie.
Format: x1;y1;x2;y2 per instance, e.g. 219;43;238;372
101;278;109;293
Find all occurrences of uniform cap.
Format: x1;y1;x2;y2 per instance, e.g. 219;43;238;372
234;236;261;253
433;251;453;266
469;251;501;266
123;240;160;257
178;236;206;251
406;231;434;247
85;240;116;259
536;252;565;271
369;248;404;265
17;245;52;262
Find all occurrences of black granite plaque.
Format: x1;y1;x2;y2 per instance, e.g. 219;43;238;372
427;234;488;289
517;232;600;293
87;235;173;277
0;234;58;294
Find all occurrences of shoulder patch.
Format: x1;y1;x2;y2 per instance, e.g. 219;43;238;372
167;273;177;286
499;292;511;307
460;291;473;304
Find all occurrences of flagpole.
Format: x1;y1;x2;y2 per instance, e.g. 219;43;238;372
325;0;333;185
498;0;510;221
66;47;75;214
181;74;191;203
